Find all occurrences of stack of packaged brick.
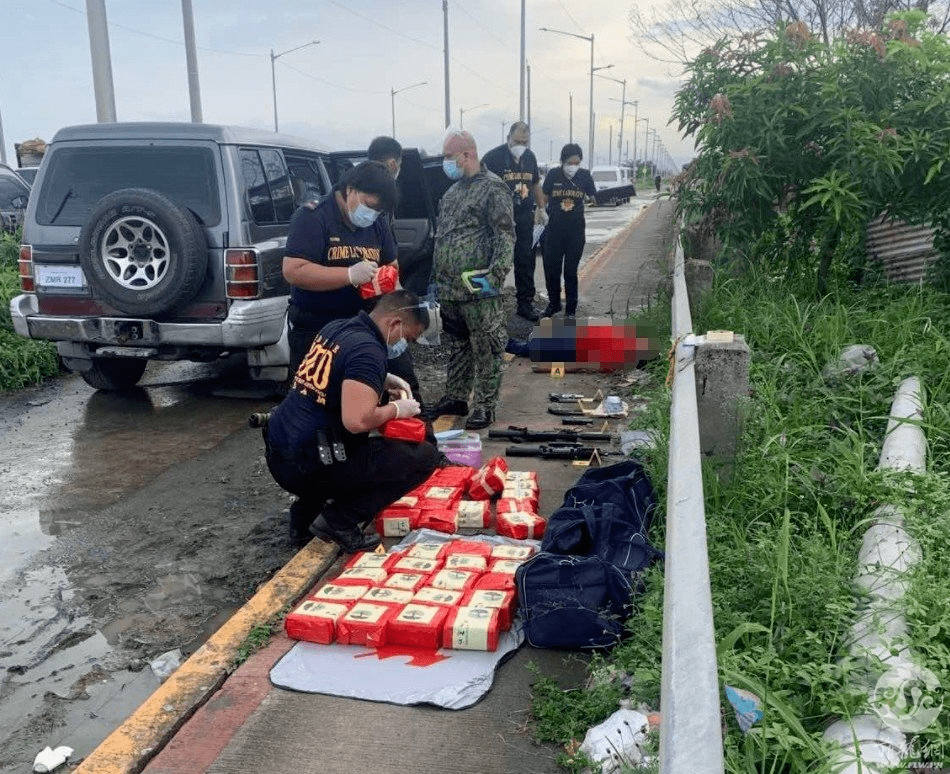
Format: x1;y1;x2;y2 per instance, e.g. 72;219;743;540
375;459;544;541
285;538;537;651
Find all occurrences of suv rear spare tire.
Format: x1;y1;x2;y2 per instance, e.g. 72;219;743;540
80;358;148;391
79;188;208;318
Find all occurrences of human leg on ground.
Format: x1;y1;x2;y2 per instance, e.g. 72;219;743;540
562;225;586;317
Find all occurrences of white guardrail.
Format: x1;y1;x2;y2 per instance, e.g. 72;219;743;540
659;238;725;774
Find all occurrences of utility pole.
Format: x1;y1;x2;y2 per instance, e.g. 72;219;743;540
519;0;526;121
608;125;612;165
85;0;117;122
569;92;572;142
181;0;202;123
526;62;531;128
443;0;451;127
0;98;6;164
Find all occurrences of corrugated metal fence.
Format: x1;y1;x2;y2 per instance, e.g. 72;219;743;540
866;217;938;285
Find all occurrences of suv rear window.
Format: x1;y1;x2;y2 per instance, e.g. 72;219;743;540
592;170;620;182
35;146;221;227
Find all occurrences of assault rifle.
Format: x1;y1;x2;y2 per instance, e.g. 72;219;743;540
489;425;614;443
504;442;619;460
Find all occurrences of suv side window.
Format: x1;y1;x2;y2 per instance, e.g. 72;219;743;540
285;152;329;204
0;174;29;209
240;148;295;225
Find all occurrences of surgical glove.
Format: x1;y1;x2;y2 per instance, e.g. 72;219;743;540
534;208;548;226
385;373;412;396
469;275;498;298
347;261;378;287
392;397;421;419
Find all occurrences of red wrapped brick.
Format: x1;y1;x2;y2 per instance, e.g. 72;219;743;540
505;470;538;487
380;417;427;443
496;511;546;540
357;263;398;299
427;466;477;487
490;544;536;562
391;556;442;575
285;599;351;644
500;488;540;512
383;572;430;593
388;603;450;649
443;540;493;560
375;508;421;537
310;583;371;603
388;495;419;510
334;566;388;586
343;551;390;571
489;558;528;575
462;588;516;630
444;553;488;573
337;602;397;647
417;485;463;511
407;542;450;561
362;586;414;608
456;500;490;529
467;457;508;500
474;572;516;592
419;509;458;534
430;568;479;593
443;605;501;651
412;586;464;607
496;498;540;516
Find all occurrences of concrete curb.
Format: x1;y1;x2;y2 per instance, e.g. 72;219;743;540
73;538;340;774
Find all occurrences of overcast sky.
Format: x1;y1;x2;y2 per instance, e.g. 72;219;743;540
0;0;694;171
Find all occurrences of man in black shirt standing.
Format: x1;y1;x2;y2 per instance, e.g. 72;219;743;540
482;121;546;322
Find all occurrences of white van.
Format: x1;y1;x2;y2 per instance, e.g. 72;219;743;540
590;165;633;205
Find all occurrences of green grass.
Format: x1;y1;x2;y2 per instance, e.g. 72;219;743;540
530;270;950;773
0;228;59;391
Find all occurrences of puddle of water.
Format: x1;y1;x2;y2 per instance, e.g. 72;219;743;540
0;509;54;584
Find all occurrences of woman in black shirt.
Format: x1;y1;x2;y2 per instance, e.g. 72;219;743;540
540;143;598;318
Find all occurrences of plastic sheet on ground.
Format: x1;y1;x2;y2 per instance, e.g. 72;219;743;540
269;530;539;710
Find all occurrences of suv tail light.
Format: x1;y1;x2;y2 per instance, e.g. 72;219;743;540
225;249;260;299
18;244;34;292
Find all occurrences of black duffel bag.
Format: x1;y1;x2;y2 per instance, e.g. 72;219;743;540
516;553;634;649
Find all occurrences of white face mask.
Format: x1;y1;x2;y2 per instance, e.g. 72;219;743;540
563;163;580;178
509;144;527;160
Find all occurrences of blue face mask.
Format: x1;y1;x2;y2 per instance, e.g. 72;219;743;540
349;201;380;228
387;322;407;359
443;158;463;180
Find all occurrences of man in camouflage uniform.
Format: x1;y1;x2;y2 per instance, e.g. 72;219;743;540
425;129;515;430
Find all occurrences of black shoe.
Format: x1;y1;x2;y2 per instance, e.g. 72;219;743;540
541;303;561;318
310;515;381;553
424;396;469;420
465;406;495;430
517;305;540;322
288;503;319;547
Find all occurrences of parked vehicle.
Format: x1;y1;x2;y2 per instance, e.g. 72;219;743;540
0;162;31;232
16;167;39;186
590;165;635;206
10;122;445;391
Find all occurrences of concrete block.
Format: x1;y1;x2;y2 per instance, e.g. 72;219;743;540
694;334;750;471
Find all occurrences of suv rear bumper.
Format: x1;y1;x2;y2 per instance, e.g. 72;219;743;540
10;294;289;350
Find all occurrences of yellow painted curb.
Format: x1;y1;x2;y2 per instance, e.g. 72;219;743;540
74;538;340;774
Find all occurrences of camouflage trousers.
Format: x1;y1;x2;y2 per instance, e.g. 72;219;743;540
441;297;506;410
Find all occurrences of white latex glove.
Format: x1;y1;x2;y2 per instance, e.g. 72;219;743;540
392;397;421;419
534;208;548;226
385;373;412;396
347;261;378;286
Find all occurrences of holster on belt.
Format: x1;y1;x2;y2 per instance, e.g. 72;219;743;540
316;429;334;466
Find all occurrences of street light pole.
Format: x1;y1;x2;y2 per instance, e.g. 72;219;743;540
391;81;427;136
271;40;319;133
443;0;451;127
519;0;526;121
540;27;601;166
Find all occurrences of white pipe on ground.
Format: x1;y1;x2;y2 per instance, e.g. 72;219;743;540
823;377;926;773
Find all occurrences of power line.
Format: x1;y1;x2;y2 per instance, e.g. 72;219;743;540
278;60;386;95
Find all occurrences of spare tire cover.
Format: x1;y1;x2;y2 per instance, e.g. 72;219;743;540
79;188;209;318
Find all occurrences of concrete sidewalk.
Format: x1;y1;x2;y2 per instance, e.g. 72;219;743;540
79;197;677;774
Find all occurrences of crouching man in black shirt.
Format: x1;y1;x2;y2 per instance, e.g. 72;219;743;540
263;290;439;552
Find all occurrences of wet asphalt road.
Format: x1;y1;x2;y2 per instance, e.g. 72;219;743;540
0;194;655;771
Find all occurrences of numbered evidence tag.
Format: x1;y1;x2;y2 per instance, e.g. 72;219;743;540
550;362;565;379
447;605;498;651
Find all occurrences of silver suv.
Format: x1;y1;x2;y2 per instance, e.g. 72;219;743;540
10;122;338;390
